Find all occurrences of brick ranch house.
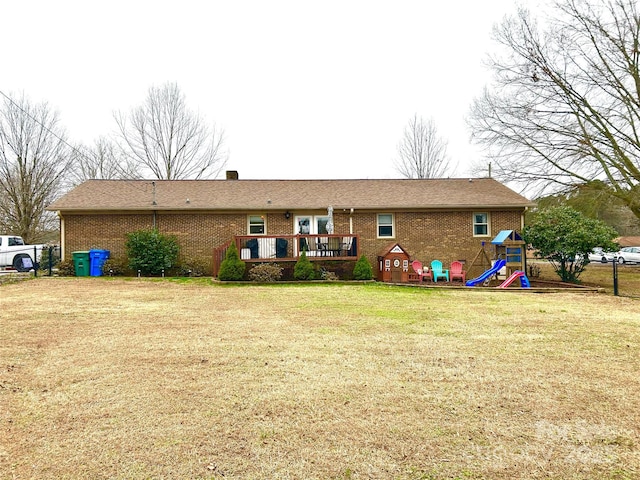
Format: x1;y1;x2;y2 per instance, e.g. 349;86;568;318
46;176;534;279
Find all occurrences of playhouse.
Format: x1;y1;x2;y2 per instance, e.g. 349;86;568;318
377;243;411;283
491;230;526;276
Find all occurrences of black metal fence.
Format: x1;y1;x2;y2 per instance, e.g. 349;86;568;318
39;245;61;276
4;245;61;276
2;245;49;273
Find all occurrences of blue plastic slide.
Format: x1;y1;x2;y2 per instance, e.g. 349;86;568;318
465;259;507;287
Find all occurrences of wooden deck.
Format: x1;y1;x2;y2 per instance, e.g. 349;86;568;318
213;234;359;276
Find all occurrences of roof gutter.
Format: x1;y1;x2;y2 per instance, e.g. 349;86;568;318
47;202;536;213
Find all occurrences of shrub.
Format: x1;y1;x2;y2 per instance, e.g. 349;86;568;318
56;259;75;277
175;257;209;277
218;243;245;281
125;229;179;276
294;250;315;280
353;255;373;280
527;263;541;278
38;246;60;274
102;258;129;276
248;263;283;282
320;269;339;281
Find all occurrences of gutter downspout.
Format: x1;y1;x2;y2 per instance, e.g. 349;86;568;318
522;207;528;275
349;208;354;235
152;181;157;229
59;213;65;260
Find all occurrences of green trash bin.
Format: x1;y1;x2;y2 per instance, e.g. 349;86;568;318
72;251;90;276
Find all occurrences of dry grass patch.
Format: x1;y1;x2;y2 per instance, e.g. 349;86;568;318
534;259;640;297
1;278;639;479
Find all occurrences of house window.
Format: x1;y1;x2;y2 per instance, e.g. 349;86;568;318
249;215;265;234
294;216;329;235
316;216;330;235
377;214;394;238
473;213;490;236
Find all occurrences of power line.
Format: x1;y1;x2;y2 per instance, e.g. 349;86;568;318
0;89;151;195
0;88;93;165
0;90;202;207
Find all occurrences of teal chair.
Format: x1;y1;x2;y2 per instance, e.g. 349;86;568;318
430;260;449;282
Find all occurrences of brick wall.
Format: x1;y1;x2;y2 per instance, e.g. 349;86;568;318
351;210;522;277
63;213;154;259
61;208;524;276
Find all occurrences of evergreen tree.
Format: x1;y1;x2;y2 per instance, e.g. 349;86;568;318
218;243;246;281
294;250;315;280
353;255;373;280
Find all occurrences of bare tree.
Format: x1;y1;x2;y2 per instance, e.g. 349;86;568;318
0;92;70;243
68;137;139;186
115;83;227;180
394;114;452;179
468;0;640;219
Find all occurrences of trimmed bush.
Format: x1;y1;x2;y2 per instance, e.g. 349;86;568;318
293;250;315;280
102;258;129;276
218;243;246;281
320;269;339;281
248;263;283;282
353;255;373;280
175;257;209;277
125;229;179;276
56;259;75;277
38;246;59;274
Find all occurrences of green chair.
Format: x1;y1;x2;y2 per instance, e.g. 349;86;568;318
430;260;449;283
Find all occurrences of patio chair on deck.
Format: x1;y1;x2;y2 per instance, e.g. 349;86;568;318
303;238;318;257
411;260;432;283
449;261;466;283
430;260;449;283
339;237;352;256
316;237;328;256
276;238;288;258
327;236;341;256
246;239;259;259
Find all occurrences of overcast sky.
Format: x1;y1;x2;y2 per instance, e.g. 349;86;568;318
4;0;533;180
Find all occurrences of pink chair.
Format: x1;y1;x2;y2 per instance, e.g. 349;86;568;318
411;260;432;283
450;261;466;283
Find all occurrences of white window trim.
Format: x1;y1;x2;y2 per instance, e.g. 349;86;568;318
473;212;491;237
294;215;330;235
377;213;395;239
248;214;266;235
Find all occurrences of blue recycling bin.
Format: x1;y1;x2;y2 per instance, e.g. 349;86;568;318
89;249;110;276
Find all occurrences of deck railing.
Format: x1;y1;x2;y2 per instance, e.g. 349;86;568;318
212;234;359;276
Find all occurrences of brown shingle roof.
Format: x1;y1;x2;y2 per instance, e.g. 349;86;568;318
615;236;640;247
47;178;534;212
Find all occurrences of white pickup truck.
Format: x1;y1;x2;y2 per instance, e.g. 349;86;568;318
0;235;45;272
